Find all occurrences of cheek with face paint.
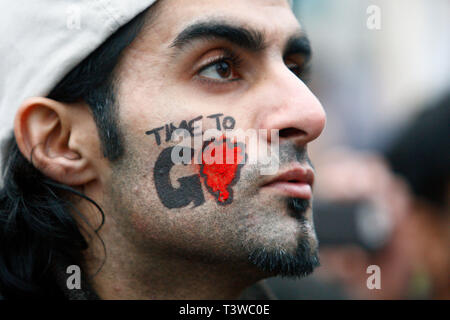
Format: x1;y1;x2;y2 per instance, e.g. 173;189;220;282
201;136;245;205
154;146;205;209
150;114;245;209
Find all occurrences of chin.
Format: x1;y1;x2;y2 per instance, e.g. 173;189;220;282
243;214;320;278
247;235;320;278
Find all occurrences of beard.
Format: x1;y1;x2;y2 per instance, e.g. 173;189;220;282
247;198;320;278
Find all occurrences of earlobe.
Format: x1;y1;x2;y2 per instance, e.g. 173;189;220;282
28;142;97;186
14;97;98;186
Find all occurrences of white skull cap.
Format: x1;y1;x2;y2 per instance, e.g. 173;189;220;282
0;0;157;149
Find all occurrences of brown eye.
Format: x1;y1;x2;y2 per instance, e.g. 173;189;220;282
216;61;232;78
198;60;237;81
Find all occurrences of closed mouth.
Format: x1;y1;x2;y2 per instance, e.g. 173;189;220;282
260;165;314;200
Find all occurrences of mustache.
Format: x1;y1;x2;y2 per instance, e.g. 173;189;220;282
261;141;314;172
290;143;313;170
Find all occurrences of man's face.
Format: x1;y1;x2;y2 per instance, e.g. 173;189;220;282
105;0;326;279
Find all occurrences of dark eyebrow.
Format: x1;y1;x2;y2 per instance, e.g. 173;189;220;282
170;22;267;52
284;33;312;62
170;21;312;62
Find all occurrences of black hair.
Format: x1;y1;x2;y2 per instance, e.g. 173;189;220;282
0;9;149;299
385;92;450;212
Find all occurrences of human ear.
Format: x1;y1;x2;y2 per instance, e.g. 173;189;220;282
14;97;98;186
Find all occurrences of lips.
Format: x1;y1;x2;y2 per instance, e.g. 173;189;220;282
260;165;315;200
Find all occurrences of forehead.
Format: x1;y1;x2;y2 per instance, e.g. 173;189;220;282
142;0;300;47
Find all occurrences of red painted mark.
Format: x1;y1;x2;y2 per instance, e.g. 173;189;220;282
201;136;244;203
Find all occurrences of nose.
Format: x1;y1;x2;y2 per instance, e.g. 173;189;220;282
254;63;326;146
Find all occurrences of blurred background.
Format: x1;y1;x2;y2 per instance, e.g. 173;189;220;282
265;0;450;299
